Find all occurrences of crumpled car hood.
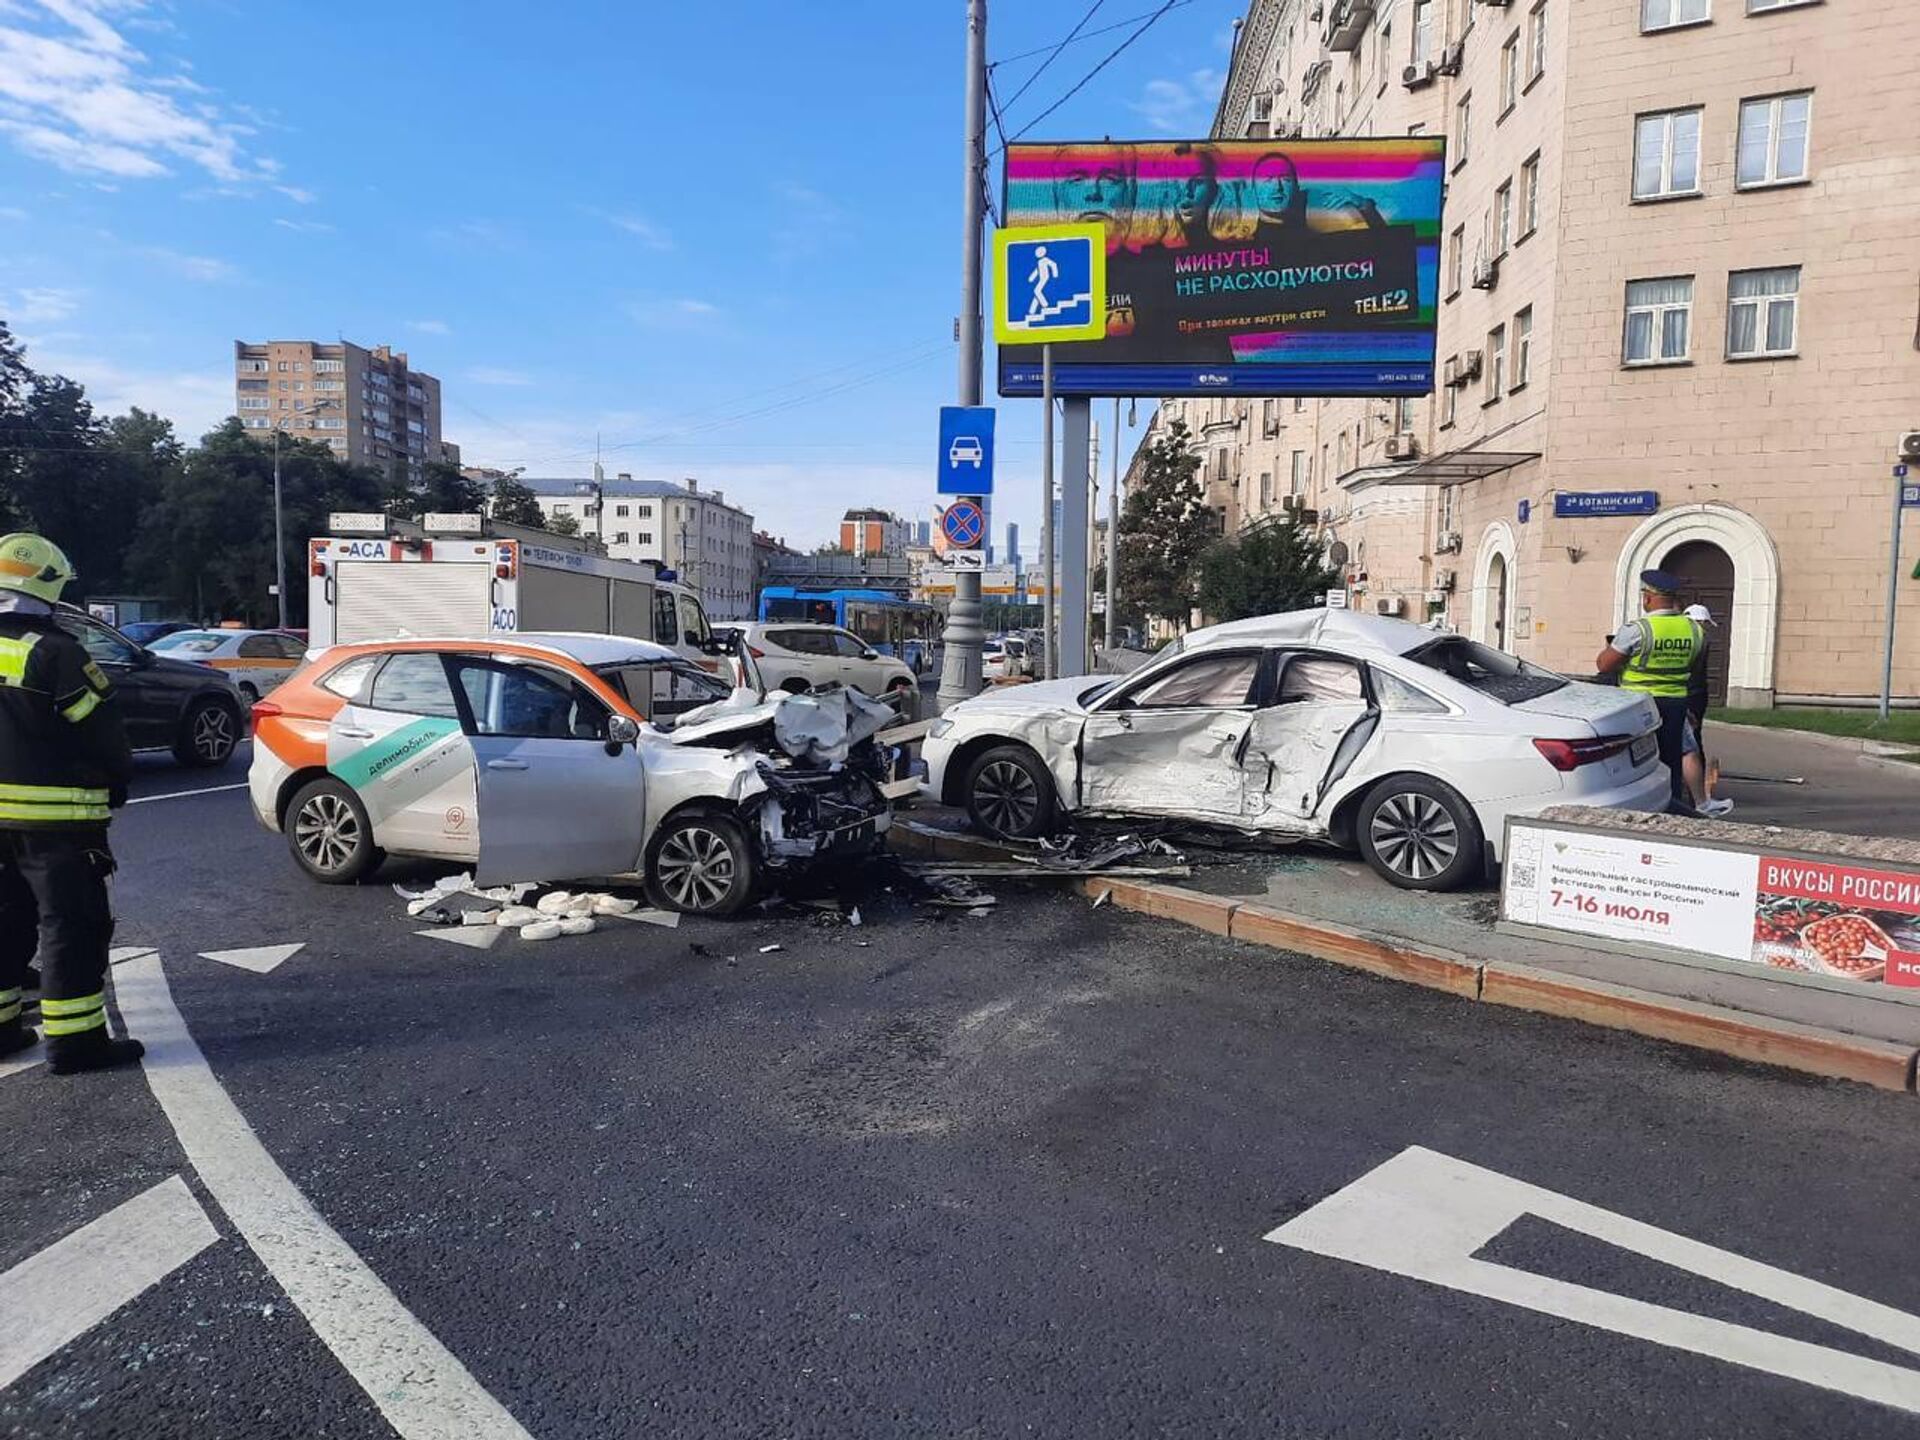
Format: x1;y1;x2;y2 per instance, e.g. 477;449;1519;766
668;684;897;766
945;675;1101;718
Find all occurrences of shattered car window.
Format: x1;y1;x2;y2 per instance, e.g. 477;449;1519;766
594;660;730;723
1276;657;1364;704
451;658;608;740
1125;652;1260;709
1405;635;1568;704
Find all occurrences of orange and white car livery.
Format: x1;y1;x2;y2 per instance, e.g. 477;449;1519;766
248;632;894;915
149;627;307;702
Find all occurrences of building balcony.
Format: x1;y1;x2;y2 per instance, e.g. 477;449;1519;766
1326;0;1376;52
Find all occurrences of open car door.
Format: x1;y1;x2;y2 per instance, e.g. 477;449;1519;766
1239;652;1376;828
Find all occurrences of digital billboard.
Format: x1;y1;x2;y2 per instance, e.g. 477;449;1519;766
999;138;1447;399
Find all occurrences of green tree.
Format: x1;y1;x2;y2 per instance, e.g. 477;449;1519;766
487;473;545;527
545;511;581;537
1196;516;1342;623
1116;420;1216;632
387;460;485;520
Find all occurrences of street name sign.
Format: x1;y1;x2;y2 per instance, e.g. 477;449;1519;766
1554;490;1659;518
938;406;996;496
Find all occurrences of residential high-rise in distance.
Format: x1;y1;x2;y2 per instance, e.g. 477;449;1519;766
233;340;455;485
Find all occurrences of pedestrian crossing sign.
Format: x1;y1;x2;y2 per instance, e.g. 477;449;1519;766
992;223;1107;346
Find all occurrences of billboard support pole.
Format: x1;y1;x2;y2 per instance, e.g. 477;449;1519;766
1041;343;1056;679
1105;396;1121;655
937;0;988;714
1882;478;1904;722
1059;395;1092;678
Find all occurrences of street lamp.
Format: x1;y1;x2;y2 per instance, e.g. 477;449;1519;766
270;398;340;631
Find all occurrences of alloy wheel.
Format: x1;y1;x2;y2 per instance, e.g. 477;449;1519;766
193;705;236;762
1368;792;1460;882
974;759;1038;835
295;793;360;874
656;825;737;911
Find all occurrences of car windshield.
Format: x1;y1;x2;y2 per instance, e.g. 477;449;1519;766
151;632;225;654
1404;635;1568;703
592;659;731;725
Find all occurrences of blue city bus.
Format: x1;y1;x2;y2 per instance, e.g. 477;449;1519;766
757;587;941;672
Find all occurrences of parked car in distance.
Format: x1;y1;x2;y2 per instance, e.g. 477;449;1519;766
53;604;246;768
923;609;1668;892
727;622;918;714
120;619;195;646
149;627;309;702
248;633;892;915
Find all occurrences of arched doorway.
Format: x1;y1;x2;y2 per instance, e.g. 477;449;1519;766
1487;553;1510;650
1615;504;1779;706
1664;540;1734;706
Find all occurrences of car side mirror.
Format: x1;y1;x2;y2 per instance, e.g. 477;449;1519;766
861;648;880;661
605;714;641;754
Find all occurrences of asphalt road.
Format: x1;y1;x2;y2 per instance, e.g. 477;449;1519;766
5;758;1920;1437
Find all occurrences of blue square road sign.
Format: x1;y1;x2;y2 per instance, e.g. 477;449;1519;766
938;406;995;496
992;224;1107;345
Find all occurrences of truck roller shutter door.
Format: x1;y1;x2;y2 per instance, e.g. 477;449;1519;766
335;561;489;643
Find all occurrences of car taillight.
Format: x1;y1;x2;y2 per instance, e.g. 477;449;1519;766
747;644;766;659
1533;736;1634;772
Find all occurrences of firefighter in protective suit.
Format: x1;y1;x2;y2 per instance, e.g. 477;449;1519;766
0;533;142;1073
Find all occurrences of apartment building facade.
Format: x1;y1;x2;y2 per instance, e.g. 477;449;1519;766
528;474;757;619
1157;0;1918;705
839;508;914;558
233;340;452;484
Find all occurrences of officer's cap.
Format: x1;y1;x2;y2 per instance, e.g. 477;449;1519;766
1639;569;1682;595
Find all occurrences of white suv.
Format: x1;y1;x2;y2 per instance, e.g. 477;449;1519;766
730;623;919;715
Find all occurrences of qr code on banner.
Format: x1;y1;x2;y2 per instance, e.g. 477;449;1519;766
1509;861;1536;892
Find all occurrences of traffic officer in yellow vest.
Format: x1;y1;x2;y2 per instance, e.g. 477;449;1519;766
0;533;142;1073
1595;568;1704;813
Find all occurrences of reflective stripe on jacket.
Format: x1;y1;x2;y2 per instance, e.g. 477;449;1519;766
1620;614;1703;698
0;616;132;830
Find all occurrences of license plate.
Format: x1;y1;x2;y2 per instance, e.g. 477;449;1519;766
1630;733;1657;767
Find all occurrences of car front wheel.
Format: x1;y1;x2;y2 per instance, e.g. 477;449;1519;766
962;744;1058;841
286;778;382;884
174;697;240;768
1356;776;1484;891
646;812;758;916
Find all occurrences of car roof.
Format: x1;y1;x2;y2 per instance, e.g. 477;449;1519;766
1179;609;1439;659
315;633;682;668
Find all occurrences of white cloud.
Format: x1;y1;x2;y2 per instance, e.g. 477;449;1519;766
274;184;315;204
0;1;284;186
407;318;451;336
467;366;535;387
3;283;80;322
271;216;332;234
582;206;671;250
1130;67;1225;134
29;346;233;437
139;245;240;282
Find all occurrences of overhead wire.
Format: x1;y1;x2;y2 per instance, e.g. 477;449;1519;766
997;0;1106;114
989;0;1198;69
1006;0;1184;146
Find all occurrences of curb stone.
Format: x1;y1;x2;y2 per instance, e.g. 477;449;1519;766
887;823;1919;1095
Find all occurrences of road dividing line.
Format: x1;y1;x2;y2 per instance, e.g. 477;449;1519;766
115;954;533;1440
125;783;250;805
0;1175;218;1389
1267;1145;1920;1415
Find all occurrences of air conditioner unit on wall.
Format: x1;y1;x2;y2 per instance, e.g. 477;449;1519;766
1471;253;1501;290
1483;0;1513;7
1436;530;1463;553
1437;41;1466;76
1460;349;1485;381
1384;435;1419;460
1899;431;1920;462
1374;596;1404;616
1402;63;1438;90
1443;356;1460;387
1434;568;1456;591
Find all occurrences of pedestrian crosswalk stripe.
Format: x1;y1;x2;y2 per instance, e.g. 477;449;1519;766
0;1175;218;1390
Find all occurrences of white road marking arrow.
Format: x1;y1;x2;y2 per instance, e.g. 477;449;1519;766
197;943;304;974
0;1174;218;1389
1266;1146;1920;1415
416;926;502;951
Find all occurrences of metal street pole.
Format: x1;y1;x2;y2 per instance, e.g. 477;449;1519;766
1881;477;1905;721
1059;395;1091;677
271;424;287;631
1041;343;1056;678
936;0;988;712
1105;395;1120;653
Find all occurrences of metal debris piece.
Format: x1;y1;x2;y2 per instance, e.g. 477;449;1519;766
758;944;784;954
905;862;1190;879
1092;890;1111;909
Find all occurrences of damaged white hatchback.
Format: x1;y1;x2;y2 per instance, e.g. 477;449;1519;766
250;633;897;916
922;610;1670;891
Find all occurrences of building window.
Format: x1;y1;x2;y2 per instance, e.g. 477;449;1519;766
1527;2;1547;83
1262;398;1278;436
1290;450;1307;496
1293;397;1305;414
1642;0;1710;30
1412;0;1435;64
1447;224;1466;297
1520;153;1542;238
636;532;653;545
238;359;267;373
551;503;570;514
1394;396;1415;432
1633;108;1703;200
1485;325;1506;402
317;417;345;430
276;360;289;371
1727;267;1800;358
1499;34;1520;116
614;503;630;517
1747;0;1815;10
293;381;304;391
1453;92;1471;168
292;361;305;373
238;397;269;410
1438;483;1456;535
1493;180;1513;256
1737;92;1811;188
1623;277;1694;365
1512;306;1533;388
314;359;343;373
244;417;270;430
1259;472;1273;509
1441;366;1458;427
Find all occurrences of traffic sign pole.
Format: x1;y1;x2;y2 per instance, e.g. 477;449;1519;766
1884;470;1915;721
1059;393;1092;678
1040;344;1055;678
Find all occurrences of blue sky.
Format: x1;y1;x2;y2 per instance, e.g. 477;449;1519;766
0;0;1239;551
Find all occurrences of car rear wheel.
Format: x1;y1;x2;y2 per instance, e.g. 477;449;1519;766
286;778;381;884
238;681;259;704
963;744;1057;841
174;697;240;768
646;812;757;917
1356;776;1483;891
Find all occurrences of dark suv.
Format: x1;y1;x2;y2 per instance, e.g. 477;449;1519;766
54;605;248;767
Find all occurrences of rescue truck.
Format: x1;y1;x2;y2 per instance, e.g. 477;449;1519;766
307;514;724;674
